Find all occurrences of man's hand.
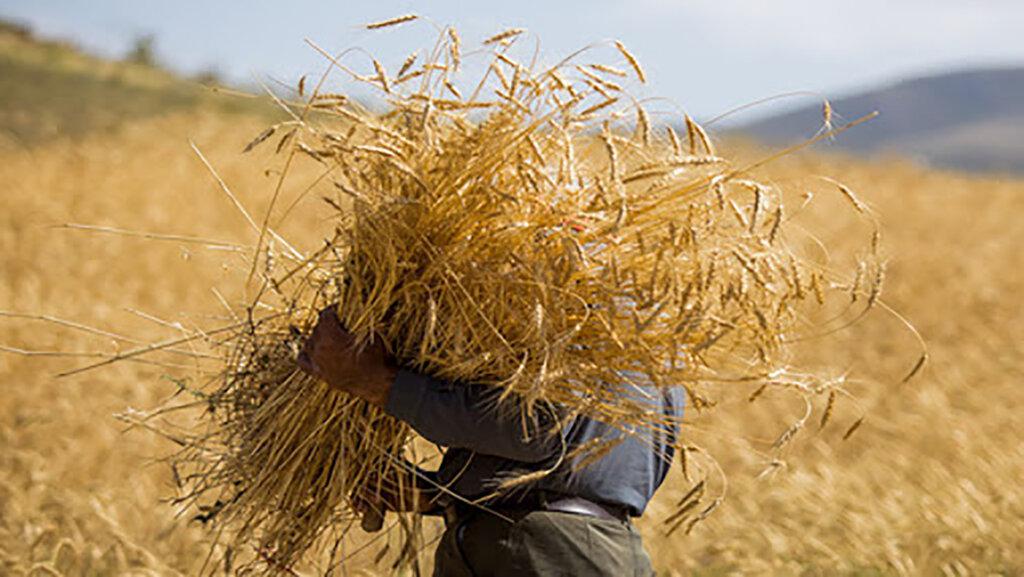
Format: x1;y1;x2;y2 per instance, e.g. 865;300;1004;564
351;466;440;532
352;483;438;531
296;307;397;407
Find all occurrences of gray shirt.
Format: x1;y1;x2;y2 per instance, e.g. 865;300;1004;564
384;368;684;516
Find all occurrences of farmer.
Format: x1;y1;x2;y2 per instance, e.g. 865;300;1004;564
298;307;684;577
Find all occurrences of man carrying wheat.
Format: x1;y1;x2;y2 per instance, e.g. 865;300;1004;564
299;306;683;577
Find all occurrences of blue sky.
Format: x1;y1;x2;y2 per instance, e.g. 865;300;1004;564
3;0;1023;121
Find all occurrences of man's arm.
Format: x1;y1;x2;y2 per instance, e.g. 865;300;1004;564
298;307;563;463
384;368;562;463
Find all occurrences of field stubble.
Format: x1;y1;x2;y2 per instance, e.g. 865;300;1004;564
0;112;1021;575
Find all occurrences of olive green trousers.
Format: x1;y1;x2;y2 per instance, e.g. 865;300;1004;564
433;510;655;577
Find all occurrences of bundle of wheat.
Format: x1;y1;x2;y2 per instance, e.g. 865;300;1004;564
152;18;901;574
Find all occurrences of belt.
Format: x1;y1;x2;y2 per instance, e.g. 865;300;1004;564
443;494;631;526
543;496;631;523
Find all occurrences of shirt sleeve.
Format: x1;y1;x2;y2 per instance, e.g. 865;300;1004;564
384;368;563;463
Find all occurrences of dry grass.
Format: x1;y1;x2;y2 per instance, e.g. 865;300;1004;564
91;27;894;573
1;48;1022;577
642;147;1024;576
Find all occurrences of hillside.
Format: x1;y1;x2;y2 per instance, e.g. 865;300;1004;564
738;67;1024;173
0;20;273;148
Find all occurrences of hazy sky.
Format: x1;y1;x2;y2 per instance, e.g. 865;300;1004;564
3;0;1023;120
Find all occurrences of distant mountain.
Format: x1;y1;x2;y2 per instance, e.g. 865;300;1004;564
737;67;1024;174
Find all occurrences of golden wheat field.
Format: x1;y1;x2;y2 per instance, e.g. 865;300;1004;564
1;107;1022;576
